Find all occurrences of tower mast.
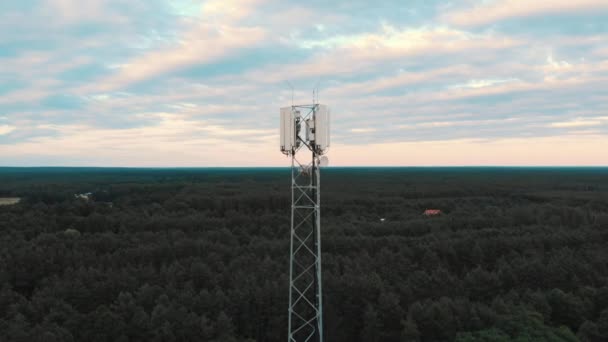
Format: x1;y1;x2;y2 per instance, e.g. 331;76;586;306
280;103;330;342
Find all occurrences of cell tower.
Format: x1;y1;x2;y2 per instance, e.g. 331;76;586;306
280;102;330;342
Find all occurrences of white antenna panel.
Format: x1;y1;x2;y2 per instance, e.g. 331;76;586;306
319;156;329;167
280;107;297;154
306;119;315;142
314;105;330;154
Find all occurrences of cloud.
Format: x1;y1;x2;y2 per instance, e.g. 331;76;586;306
0;114;279;166
1;0;607;165
95;27;265;91
243;24;521;84
331;135;608;166
201;0;265;23
445;0;608;27
45;0;127;25
3;121;606;166
88;0;267;91
350;128;376;133
550;118;608;128
0;125;16;135
449;78;520;89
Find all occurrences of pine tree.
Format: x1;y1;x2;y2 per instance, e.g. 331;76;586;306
401;318;420;342
361;304;379;342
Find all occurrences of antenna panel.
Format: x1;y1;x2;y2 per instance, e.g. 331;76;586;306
315;105;330;154
280;107;297;154
319;156;329;167
306;118;315;142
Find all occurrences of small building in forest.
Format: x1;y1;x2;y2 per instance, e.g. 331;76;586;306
75;192;92;201
423;209;442;216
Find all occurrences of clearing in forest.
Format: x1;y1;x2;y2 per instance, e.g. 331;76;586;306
0;198;20;206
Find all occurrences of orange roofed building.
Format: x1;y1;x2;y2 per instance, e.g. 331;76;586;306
423;209;442;216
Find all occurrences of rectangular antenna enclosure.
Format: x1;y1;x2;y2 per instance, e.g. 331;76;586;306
280;107;297;154
306;119;315;142
314;105;330;153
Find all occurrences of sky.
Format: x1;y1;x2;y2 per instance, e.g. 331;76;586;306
1;0;607;167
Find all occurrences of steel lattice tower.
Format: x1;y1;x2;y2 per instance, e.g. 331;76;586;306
280;103;330;342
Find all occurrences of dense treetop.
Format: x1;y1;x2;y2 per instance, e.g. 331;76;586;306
1;167;607;341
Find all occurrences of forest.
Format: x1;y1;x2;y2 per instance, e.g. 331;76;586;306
1;167;608;342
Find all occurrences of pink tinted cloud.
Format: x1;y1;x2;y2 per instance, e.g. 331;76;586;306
93;25;265;92
3;120;607;166
82;0;268;92
245;25;520;83
331;135;608;166
445;0;608;27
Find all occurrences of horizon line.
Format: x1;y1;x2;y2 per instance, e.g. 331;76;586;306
1;165;608;169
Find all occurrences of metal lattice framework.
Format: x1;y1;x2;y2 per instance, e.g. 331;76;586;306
286;104;324;342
